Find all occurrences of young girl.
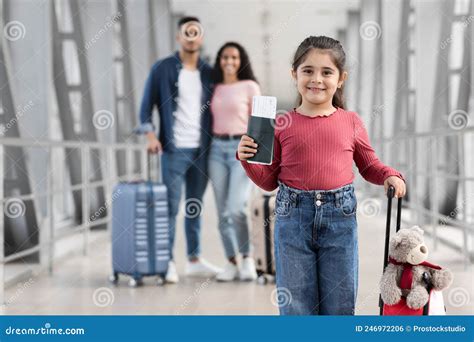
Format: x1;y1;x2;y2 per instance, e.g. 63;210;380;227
237;36;406;315
210;42;260;281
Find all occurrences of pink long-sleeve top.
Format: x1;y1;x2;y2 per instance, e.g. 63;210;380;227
239;107;405;192
210;80;261;135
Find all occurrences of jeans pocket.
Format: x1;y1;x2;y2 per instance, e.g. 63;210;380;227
341;194;357;217
275;198;291;217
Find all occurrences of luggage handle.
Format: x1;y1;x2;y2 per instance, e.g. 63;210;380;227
134;126;163;183
383;186;402;269
146;151;163;184
263;195;273;275
379;185;402;315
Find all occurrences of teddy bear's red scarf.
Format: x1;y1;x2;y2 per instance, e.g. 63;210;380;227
388;257;442;290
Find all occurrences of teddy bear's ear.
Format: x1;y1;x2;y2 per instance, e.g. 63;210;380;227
391;234;403;249
411;225;424;235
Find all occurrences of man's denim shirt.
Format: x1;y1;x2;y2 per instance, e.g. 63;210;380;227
137;51;214;153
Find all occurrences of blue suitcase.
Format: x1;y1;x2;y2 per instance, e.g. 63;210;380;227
109;155;170;287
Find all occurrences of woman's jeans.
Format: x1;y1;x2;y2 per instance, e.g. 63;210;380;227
274;182;358;315
208;138;253;258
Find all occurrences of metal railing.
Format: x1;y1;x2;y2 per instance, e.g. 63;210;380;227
0;137;148;304
372;125;474;265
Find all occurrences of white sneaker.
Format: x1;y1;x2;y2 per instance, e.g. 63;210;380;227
216;262;239;282
239;257;257;281
185;258;222;277
165;260;179;283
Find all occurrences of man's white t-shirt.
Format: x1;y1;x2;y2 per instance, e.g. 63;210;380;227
173;69;203;148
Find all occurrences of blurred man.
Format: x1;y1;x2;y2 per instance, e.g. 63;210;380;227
138;16;220;283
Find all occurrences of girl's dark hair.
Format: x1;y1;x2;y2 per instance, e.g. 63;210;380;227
212;42;258;84
292;36;346;109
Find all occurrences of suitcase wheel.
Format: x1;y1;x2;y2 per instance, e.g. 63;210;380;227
128;277;143;287
257;275;268;285
257;274;275;285
156;276;165;286
108;272;119;285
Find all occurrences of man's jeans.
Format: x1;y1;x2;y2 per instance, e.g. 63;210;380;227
274;182;358;315
208;138;253;258
162;148;208;260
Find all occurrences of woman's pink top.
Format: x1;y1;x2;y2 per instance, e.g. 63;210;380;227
210;80;260;135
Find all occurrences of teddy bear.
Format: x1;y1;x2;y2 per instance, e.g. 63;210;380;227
380;226;453;310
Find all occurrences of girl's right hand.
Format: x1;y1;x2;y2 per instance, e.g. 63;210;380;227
237;135;258;160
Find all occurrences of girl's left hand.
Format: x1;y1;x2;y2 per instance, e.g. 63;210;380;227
384;176;406;198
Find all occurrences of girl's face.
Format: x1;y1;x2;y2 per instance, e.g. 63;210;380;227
292;49;346;107
220;47;241;78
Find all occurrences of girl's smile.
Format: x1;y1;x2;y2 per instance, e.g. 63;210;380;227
306;85;327;93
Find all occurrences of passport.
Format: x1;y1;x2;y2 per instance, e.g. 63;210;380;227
246;96;277;165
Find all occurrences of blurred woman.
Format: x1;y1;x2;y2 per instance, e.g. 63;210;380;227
209;42;261;281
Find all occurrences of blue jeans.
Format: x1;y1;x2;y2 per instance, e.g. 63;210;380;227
208;138;253;258
162;148;208;260
274;182;358;315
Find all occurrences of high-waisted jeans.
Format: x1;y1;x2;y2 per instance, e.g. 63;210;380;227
274;181;358;315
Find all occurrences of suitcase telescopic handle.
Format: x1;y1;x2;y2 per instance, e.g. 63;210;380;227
380;185;403;315
146;151;163;183
383;186;402;269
